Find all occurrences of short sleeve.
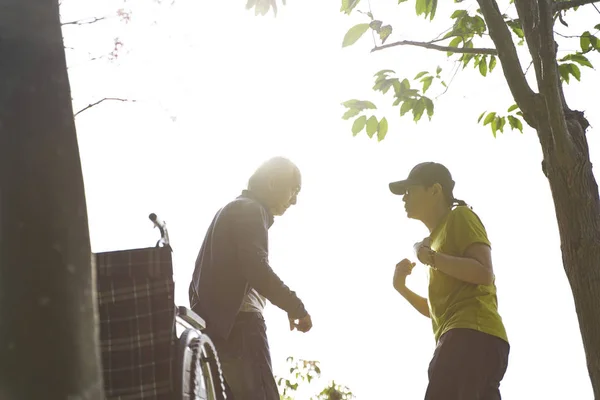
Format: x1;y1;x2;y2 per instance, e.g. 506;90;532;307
449;207;491;256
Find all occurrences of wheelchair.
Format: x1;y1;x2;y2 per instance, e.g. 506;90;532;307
94;213;227;399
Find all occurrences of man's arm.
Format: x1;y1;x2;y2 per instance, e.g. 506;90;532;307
397;286;430;318
420;243;494;286
232;201;307;319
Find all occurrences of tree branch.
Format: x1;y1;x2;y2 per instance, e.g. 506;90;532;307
61;16;106;26
74;98;135;117
539;0;577;162
477;0;537;118
553;0;600;13
372;40;497;55
515;1;544;90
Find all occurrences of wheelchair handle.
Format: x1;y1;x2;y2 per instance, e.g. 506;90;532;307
149;213;173;252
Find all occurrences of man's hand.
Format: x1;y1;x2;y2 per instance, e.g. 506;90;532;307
393;258;416;292
413;237;432;264
289;314;312;333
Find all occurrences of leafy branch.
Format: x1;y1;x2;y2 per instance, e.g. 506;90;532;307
276;357;353;400
553;0;600;13
372;40;497;55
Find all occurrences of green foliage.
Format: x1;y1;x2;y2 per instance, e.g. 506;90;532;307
276;357;353;400
338;0;599;140
340;0;362;15
342;23;371;47
415;0;437;21
478;103;524;137
245;0;286;16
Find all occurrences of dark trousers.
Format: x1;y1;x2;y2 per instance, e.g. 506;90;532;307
211;312;279;400
425;328;510;400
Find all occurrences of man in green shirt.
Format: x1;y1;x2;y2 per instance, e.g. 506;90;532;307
390;162;509;400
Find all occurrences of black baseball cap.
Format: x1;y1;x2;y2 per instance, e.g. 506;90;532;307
389;162;455;196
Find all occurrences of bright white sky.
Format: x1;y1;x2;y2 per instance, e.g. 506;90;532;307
61;1;599;399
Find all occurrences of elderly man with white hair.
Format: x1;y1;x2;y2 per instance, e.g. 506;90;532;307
189;156;312;400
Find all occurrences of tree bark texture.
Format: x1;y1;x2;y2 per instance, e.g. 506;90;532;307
478;0;600;396
0;1;103;399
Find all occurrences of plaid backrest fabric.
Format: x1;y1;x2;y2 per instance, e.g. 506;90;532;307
95;247;176;400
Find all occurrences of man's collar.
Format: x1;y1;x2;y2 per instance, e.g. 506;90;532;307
240;190;274;226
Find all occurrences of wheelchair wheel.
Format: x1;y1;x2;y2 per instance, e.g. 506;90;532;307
177;329;226;400
192;334;227;400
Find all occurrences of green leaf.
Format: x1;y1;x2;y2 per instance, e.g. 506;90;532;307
507;104;519;112
377;117;388;141
483;112;496;126
489;56;497;72
595;24;600;30
379;25;393;44
491;117;498;137
479;56;488;76
461;53;475;68
374;69;395;77
451;9;468;19
422;76;433;93
369;20;383;32
568;63;581;81
400;100;413;116
507;19;524;39
507;115;523;133
342;108;360;120
423;97;434;120
581;31;592;52
415;0;427;16
436;66;442;75
497;116;506;133
558;63;570;83
428;0;438;20
449;36;462;48
366;116;378;138
477;111;486;123
342;23;371;47
414;71;429;80
396;79;411;98
591;35;600;50
561;53;594;68
412;98;426;122
341;99;377;110
352;115;367;136
340;0;361;15
379;78;399;94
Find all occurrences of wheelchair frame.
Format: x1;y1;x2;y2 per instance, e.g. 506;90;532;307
95;214;227;400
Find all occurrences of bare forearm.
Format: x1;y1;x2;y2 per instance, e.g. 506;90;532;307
397;286;430;318
434;252;493;286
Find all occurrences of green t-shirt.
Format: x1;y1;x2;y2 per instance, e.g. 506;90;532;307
429;206;508;344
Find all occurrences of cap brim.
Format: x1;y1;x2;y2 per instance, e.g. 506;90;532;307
389;179;414;195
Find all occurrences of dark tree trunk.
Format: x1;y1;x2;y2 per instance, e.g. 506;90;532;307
0;1;103;399
478;0;600;395
542;122;600;399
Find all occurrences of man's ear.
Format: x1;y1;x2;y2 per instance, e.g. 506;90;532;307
431;182;444;197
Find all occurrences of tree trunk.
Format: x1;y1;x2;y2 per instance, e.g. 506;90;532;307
543;135;600;399
0;1;103;399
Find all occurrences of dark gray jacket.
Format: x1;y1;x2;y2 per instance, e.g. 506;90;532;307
188;190;307;339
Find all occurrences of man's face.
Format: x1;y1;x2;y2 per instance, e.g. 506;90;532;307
268;171;301;216
402;184;435;220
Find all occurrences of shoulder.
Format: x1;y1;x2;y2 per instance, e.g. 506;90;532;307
448;206;488;234
449;206;482;224
223;197;269;222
